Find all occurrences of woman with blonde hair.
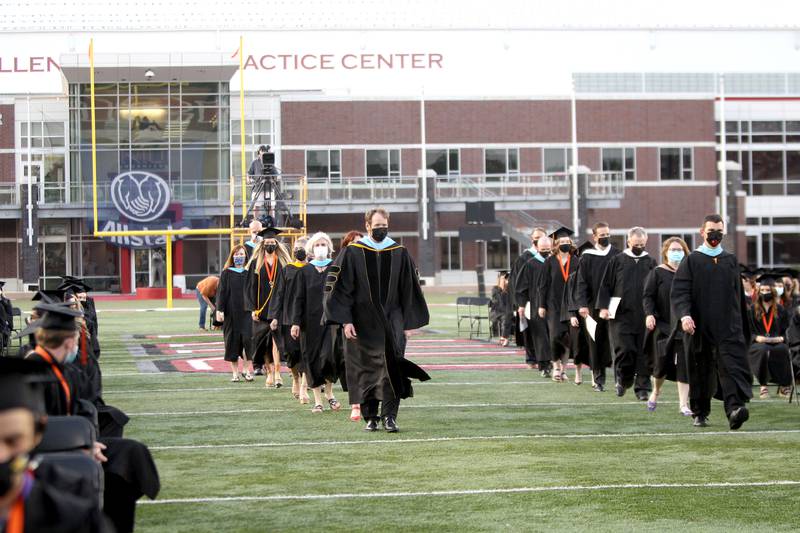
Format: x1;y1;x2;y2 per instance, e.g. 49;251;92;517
291;231;344;413
268;236;310;402
245;227;292;388
217;244;254;382
643;236;691;415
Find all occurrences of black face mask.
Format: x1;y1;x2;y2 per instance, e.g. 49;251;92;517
371;227;389;243
0;455;27;495
706;230;724;247
631;245;645;256
540;250;551;258
597;236;610;247
264;244;277;255
294;249;306;261
558;243;571;254
761;292;773;303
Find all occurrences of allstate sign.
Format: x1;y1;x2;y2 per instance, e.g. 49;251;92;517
110;171;171;222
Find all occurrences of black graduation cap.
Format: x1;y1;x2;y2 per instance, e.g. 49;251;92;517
0;357;52;413
14;319;42;339
0;280;6;289
32;289;66;303
256;227;282;240
33;302;83;332
549;226;574;240
739;264;760;279
775;268;798;279
756;270;783;285
577;240;595;255
56;279;92;293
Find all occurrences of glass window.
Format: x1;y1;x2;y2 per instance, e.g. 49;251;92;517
366;149;400;178
487;238;508;269
786;151;800;195
602;147;636;181
751;121;783;143
543;148;572;174
426;148;460;180
751;151;784;195
773;233;800;266
660;147;692;181
440;236;461;270
306;149;342;179
485;148;519;176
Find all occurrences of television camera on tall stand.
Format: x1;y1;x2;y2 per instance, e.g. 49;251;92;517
240;146;304;231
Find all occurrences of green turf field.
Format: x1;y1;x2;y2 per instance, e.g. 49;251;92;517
32;293;800;532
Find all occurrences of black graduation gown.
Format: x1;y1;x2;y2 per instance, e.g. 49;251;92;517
0;295;12;351
82;297;100;350
216;267;253;362
267;261;306;369
243;239;260;263
25;347;160;533
642;266;687;382
17;474;112;533
244;258;284;363
747;304;792;386
323;241;431;405
292;263;343;388
563;270;590;366
537;253;578;357
575;246;620;373
489;286;513;338
515;256;551;363
786;308;800;379
670;250;753;417
510;249;536;346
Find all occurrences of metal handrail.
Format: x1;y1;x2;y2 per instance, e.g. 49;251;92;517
10;170;626;207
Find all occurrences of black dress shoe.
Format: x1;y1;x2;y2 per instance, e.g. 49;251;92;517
615;383;625;397
382;417;399;433
728;407;749;430
253;368;264;376
693;416;708;427
592;383;605;392
541;369;551;378
635;391;649;401
364;419;379;432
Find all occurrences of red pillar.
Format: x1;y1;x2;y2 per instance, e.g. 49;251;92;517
120;248;132;294
174;238;184;275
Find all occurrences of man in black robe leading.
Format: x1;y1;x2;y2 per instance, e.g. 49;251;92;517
324;207;431;433
670;214;753;430
575;222;621;392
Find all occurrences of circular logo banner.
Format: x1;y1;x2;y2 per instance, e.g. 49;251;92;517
110;171;171;223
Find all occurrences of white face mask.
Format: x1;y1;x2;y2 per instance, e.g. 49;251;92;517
314;246;328;260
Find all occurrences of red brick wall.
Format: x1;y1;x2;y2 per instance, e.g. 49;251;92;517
282;101;421;145
576;100;714;143
0;104;15;183
425;100;572;143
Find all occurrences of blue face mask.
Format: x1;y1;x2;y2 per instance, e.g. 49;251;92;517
65;345;79;364
233;255;245;267
667;250;685;263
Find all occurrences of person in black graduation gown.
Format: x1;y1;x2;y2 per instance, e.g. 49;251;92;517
245;227;291;388
575;222;621;392
24;302;160;532
598;226;657;400
670;214;753;430
489;271;513;346
0;281;13;356
786;305;800;385
537;227;578;382
509;228;547;366
643;237;692;415
291;232;344;414
323;207;431;433
0;358;113;533
216;244;255;382
268;237;309;402
58;277;99;349
747;271;793;399
243;219;263;263
515;237;553;375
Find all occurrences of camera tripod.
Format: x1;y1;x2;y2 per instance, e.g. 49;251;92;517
241;167;298;229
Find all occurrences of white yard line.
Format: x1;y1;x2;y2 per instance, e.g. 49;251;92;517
140;480;800;505
127;400;682;416
147;429;800;451
103;381;556;393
